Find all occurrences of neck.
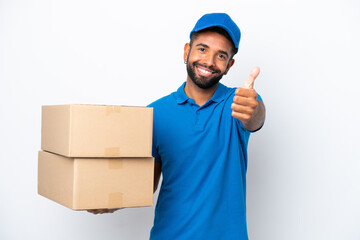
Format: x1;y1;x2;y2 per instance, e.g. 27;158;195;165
184;77;218;106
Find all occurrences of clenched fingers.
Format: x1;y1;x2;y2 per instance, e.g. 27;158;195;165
87;208;121;214
232;88;258;121
233;95;258;108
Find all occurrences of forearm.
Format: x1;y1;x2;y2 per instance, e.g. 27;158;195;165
241;99;265;132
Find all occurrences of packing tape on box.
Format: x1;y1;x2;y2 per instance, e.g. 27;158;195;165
108;192;123;207
105;147;120;157
106;106;122;116
108;159;123;169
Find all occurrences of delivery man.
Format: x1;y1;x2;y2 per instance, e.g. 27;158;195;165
89;13;265;240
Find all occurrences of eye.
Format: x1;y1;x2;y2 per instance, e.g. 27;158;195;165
218;54;227;60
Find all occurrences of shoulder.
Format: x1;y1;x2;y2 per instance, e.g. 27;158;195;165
148;83;186;109
148;92;176;109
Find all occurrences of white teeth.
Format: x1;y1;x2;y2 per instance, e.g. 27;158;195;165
197;67;212;74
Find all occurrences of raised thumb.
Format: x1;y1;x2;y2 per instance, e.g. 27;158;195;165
242;66;260;89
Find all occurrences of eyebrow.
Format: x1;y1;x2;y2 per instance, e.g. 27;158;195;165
195;43;229;58
195;43;209;49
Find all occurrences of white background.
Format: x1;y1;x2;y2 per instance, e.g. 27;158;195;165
1;0;360;239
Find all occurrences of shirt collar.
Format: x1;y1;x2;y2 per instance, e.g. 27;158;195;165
175;82;228;105
209;83;227;103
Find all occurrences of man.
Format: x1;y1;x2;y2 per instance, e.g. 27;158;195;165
89;13;265;240
149;13;265;240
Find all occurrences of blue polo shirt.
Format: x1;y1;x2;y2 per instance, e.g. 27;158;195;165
149;82;262;240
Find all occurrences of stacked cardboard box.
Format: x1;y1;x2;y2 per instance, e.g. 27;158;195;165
38;104;154;210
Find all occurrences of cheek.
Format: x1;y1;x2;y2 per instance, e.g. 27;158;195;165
217;61;230;72
188;51;202;62
224;60;234;71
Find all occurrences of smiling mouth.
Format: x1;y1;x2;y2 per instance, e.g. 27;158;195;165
196;65;215;77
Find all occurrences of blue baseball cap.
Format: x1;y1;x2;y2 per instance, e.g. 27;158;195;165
190;13;241;53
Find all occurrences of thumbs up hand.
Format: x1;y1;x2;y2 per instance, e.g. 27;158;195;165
231;67;261;125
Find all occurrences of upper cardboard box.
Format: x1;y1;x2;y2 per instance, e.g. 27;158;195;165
41;104;153;157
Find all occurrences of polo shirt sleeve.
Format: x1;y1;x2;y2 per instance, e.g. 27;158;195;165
151;117;161;162
148;103;162;162
152;140;161;162
249;93;264;132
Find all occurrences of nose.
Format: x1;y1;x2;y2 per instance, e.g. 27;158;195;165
203;52;216;68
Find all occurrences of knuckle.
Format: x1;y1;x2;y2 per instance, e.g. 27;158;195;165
236;88;246;97
252;100;258;108
244;115;251;121
246;107;254;115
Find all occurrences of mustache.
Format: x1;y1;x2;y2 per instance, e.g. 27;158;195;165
192;62;221;74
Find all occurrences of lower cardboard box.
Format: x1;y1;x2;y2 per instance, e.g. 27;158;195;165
38;151;154;210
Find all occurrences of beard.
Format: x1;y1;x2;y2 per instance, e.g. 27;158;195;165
186;61;225;89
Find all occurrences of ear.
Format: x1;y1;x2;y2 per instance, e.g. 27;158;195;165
184;43;190;63
224;58;235;75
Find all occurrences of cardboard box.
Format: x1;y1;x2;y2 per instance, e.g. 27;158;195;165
38;151;154;210
41;104;153;157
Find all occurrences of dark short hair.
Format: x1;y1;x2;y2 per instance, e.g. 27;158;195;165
189;27;237;58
